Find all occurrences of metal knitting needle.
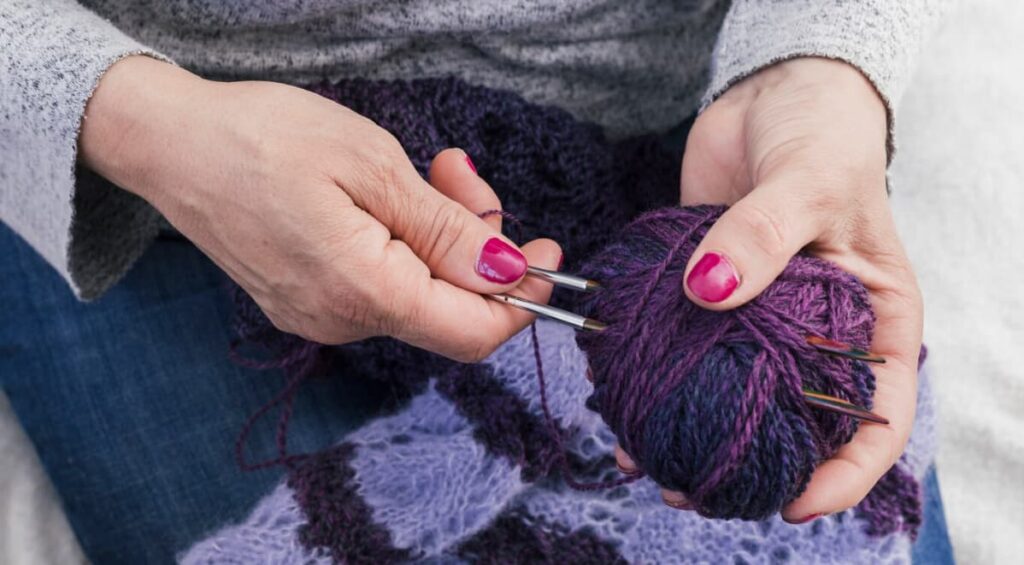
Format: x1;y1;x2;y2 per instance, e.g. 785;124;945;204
486;293;608;332
526;266;602;292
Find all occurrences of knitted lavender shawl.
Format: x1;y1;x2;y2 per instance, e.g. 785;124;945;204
181;321;936;564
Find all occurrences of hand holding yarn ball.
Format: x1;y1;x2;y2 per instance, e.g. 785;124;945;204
578;206;879;520
594;58;923;523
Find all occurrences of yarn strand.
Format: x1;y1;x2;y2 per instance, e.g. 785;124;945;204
530;323;643;491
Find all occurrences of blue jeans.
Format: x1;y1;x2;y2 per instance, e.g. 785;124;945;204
0;223;954;563
0;226;391;562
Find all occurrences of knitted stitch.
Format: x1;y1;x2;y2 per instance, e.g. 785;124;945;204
455;509;627;564
435;364;565;482
288;443;412;564
183;322;937;564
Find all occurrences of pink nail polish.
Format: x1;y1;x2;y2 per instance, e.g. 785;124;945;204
786;513;822;525
476;238;527;283
465;153;477;174
686;252;739;303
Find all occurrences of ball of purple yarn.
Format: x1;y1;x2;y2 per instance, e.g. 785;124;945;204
576;205;878;520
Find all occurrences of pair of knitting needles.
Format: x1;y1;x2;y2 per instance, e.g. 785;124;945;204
487;267;890;425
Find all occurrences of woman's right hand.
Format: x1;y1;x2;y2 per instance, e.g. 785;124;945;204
80;56;561;362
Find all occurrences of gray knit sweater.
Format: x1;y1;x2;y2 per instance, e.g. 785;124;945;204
0;0;947;299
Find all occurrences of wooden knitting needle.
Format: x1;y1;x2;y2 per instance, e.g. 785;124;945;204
806;335;886;364
802;389;890;425
802;337;888;424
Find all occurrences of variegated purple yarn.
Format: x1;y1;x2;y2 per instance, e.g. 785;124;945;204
576;205;877;520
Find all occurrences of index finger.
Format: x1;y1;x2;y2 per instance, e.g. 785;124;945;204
381;237;563;363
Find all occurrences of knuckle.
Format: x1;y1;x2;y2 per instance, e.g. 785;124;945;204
736;204;790;258
414;200;474;266
350;138;410;216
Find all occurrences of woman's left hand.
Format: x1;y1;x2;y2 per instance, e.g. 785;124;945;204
613;57;923;523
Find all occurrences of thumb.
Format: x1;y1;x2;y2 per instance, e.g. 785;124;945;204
376;161;528;294
683;184;823;310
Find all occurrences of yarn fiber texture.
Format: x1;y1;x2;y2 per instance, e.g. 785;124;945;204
577;205;877;520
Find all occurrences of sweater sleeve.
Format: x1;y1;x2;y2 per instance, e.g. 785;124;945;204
0;0;172;300
703;0;952;159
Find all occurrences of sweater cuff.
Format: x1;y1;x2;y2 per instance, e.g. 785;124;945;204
0;0;173;300
702;0;948;162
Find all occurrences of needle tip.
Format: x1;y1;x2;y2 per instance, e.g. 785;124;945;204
806;335;886;364
582;318;608;332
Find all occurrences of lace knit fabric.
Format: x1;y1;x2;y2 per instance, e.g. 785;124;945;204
182;322;937;564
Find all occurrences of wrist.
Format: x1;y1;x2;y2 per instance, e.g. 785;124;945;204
754;57;886;121
79;55;209;201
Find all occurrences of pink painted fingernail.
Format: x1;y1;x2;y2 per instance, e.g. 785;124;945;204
464;152;477;174
476;238;527;283
786;513;822;525
686;252;739;303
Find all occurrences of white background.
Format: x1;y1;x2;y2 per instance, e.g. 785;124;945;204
890;0;1024;561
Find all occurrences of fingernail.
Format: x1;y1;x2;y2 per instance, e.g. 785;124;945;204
785;513;822;525
662;494;693;510
614;462;638;476
686;252;739;303
464;152;477;174
616;462;640;476
557;253;565;271
476;238;527;284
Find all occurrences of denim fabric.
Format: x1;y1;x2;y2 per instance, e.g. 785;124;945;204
913;467;956;564
0;225;391;563
0;220;955;563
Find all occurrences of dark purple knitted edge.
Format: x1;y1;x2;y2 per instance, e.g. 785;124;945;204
287;443;412;564
851;348;930;538
855;461;923;539
454;509;628;565
435;364;565;482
